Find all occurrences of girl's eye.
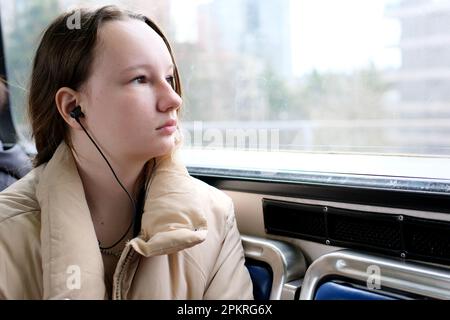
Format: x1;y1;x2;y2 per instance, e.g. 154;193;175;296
166;76;175;90
132;76;147;84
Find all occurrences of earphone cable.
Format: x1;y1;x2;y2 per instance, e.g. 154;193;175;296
75;117;136;250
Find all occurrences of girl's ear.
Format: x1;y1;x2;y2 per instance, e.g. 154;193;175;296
55;87;84;129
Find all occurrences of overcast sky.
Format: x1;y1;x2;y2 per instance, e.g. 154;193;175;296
171;0;402;76
290;0;401;75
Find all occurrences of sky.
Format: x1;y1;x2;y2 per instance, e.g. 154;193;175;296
290;0;402;75
171;0;204;42
171;0;402;76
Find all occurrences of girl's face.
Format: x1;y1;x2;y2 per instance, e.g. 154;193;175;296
79;19;182;163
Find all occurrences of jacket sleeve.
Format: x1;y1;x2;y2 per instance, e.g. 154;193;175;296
203;201;254;300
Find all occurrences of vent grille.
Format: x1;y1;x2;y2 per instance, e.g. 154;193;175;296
405;218;450;261
263;198;450;265
263;201;326;242
328;212;401;250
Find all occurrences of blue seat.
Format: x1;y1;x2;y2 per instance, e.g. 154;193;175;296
245;259;273;300
242;235;305;300
314;281;396;300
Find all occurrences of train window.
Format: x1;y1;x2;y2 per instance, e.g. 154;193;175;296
2;1;450;303
1;0;450;183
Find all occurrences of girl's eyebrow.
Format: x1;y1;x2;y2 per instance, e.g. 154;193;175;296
120;64;152;74
120;63;174;74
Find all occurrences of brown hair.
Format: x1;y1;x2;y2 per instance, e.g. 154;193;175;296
28;5;182;167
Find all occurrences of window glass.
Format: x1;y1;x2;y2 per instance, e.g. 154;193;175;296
1;0;449;157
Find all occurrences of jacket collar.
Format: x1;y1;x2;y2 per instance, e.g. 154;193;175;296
36;142;208;299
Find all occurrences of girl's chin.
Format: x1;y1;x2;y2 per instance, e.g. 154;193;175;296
149;140;176;158
126;137;177;161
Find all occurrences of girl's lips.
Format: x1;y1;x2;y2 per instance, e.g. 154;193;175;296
157;125;177;135
157;119;177;130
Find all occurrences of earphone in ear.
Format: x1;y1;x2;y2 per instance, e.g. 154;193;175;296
70;106;85;119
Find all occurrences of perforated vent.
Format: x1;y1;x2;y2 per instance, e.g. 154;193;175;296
405;218;450;261
263;198;450;265
263;201;326;242
328;212;401;250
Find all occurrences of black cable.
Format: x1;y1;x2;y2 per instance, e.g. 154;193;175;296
74;117;136;250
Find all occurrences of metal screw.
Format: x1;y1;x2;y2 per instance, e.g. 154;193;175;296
398;215;404;221
323;206;328;213
325;240;331;245
400;252;406;258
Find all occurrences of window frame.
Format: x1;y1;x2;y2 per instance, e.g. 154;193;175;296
190;170;450;215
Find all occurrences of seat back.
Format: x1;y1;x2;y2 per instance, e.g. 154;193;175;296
314;281;396;300
245;259;273;300
300;249;450;300
242;235;306;300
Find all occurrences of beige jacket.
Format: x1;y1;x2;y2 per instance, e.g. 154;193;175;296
0;143;253;299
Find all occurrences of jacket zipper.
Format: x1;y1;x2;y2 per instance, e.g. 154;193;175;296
112;246;135;300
